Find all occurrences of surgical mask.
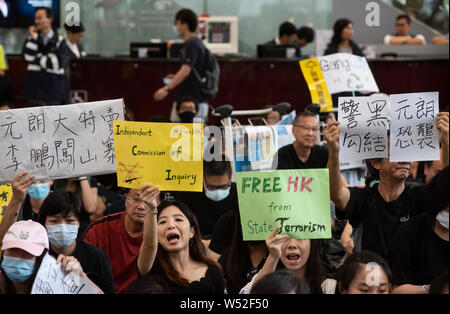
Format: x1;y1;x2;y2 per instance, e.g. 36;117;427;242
1;256;36;282
27;183;50;200
205;187;231;202
436;211;449;230
46;224;79;249
179;111;195;123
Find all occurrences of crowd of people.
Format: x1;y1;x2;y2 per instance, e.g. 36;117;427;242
0;6;448;295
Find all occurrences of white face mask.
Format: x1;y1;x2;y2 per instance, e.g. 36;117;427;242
46;224;79;249
204;187;231;202
436;211;449;230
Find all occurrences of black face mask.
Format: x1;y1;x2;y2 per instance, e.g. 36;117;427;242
179;111;195;123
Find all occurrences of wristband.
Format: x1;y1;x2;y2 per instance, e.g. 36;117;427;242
77;176;88;181
423;284;430;291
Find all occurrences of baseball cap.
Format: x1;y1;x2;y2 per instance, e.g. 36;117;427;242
1;220;49;256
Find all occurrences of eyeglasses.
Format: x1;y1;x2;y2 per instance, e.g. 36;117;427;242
205;184;231;191
126;197;145;205
293;125;319;133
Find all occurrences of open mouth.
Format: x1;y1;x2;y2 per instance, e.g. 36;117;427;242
286;253;300;262
167;233;180;245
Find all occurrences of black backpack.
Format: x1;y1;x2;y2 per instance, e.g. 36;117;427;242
192;47;220;100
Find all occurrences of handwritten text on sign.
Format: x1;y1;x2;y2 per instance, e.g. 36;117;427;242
31;253;99;294
318;53;379;94
390;92;440;162
236;169;331;241
338;96;389;162
0;99;124;184
113;121;203;191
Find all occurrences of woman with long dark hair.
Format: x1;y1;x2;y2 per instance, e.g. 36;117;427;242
324;18;364;56
137;185;225;294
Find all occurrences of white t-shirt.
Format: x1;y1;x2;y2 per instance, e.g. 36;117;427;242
384;33;426;44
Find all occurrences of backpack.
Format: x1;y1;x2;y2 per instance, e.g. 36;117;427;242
192;47;220;100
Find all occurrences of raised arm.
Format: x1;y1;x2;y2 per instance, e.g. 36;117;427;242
324;121;351;211
437;112;449;168
137;184;160;277
0;171;34;243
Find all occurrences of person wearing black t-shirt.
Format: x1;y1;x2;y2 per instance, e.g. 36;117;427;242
176;157;236;242
324;112;449;260
154;8;208;122
37;190;115;294
273;111;328;170
387;167;449;294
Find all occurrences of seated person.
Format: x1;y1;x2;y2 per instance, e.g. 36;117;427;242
170;95;199;123
175;155;236;240
265;21;298;46
432;34;449;45
297;26;315;57
384;14;426;45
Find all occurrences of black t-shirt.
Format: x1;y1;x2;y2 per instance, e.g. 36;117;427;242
49;240;116;294
148;259;225;294
274;144;329;170
177;37;206;103
175;183;237;238
387;213;449;286
209;210;236;255
336;182;427;259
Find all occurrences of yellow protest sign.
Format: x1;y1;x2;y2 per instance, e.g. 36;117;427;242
113;121;203;191
0;45;7;71
0;184;13;224
299;58;333;112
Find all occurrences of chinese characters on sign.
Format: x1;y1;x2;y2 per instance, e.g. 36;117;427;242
0;99;124;184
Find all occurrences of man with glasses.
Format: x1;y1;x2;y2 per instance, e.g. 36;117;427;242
273;111;328;170
384;14;426;45
83;188;158;293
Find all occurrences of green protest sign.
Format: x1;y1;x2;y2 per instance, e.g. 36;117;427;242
236;169;331;241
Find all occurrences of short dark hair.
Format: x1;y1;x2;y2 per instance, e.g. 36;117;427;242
38;191;82;226
293;111;317;125
175;9;198;33
250;270;311;294
424;166;449;219
176;95;199;112
64;22;85;34
396;14;411;24
35;7;54;20
297;26;315;43
124;274;171;294
279;21;297;37
337;251;393;292
203;155;232;178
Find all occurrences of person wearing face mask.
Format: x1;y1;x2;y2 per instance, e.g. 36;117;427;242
0;171;54;245
387;167;449;294
175;156;237;241
0;220;48;294
174;95;198;124
37;190;115;294
137;191;225;294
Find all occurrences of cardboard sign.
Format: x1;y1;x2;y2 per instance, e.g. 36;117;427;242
0;99;124;184
113;121;203;191
318;53;379;94
32;253;99;294
236;169;331;241
390;92;440;162
338;96;389;162
299;58;333;112
0;184;12;224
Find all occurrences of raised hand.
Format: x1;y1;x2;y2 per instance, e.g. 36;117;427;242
265;226;289;260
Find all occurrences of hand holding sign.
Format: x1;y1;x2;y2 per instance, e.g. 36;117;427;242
266;226;289;259
324;121;341;155
437;112;449;147
10;171;35;204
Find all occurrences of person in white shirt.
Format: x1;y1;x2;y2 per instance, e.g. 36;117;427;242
384;14;426;45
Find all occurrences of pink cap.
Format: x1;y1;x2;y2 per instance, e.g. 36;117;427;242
2;220;49;256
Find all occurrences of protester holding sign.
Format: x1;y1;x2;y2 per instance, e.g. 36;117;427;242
240;227;333;294
37;191;115;294
324;110;449;259
0;220;48;294
138;186;225;294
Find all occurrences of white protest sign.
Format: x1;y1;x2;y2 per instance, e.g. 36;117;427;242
318;53;379;94
339;96;389;162
0;99;124;184
389;92;440;162
31;253;99;294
